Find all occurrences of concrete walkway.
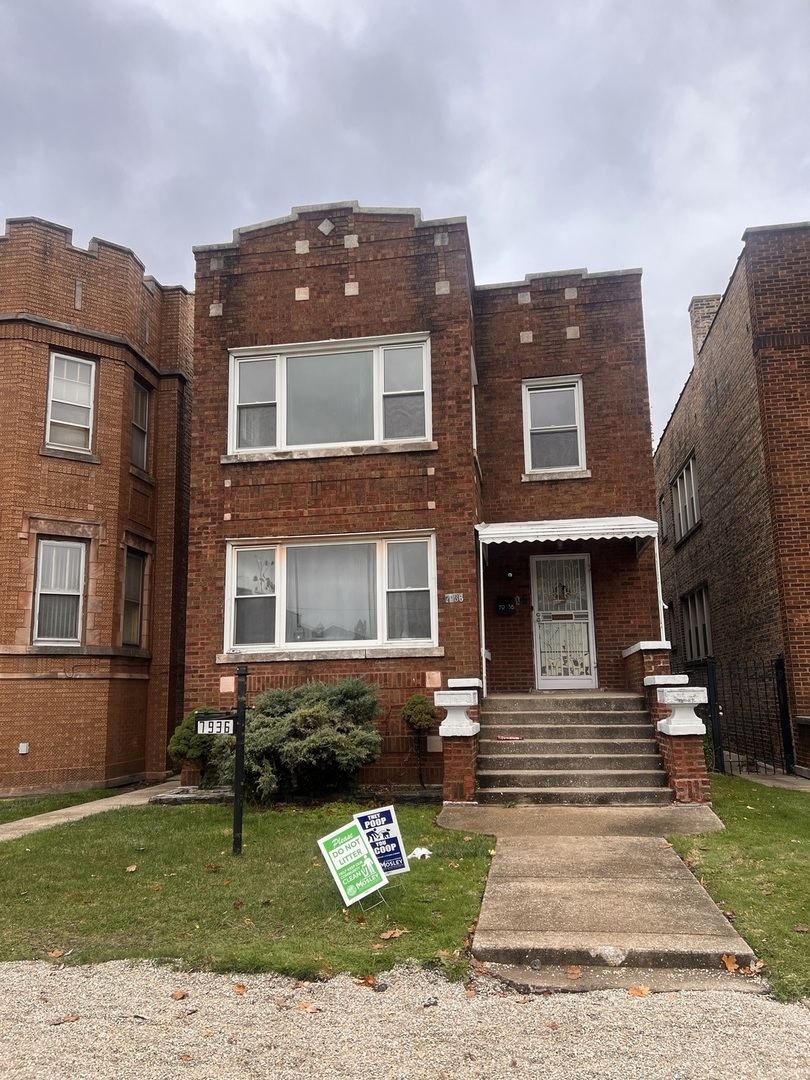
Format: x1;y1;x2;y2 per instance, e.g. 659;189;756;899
0;779;181;842
437;803;762;992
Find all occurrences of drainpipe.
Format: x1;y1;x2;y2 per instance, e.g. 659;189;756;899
653;535;666;641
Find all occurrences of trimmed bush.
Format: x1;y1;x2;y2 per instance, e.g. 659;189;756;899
212;678;383;800
167;707;220;767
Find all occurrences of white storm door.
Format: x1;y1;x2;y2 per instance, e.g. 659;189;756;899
531;554;597;689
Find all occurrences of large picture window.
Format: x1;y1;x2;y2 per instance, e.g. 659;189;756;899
46;353;95;452
229;335;430;454
522;376;586;474
226;536;435;651
34;539;85;643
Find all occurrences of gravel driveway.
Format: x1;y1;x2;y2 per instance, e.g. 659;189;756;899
1;960;808;1079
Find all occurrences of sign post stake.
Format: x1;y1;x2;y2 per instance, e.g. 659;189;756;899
233;665;247;856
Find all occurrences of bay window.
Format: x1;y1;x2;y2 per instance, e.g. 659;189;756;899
34;539;85;643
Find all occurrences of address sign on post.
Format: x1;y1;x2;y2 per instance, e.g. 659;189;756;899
196;714;234;735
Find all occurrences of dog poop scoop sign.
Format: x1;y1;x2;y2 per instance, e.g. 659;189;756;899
318;821;388;906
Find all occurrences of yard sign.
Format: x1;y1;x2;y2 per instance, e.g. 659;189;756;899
354;805;410;877
317;820;388;906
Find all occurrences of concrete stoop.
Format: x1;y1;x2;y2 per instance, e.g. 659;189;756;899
476;692;672;807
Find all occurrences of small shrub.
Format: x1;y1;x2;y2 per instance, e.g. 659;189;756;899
167;707;220;767
213;678;383;800
400;693;439;788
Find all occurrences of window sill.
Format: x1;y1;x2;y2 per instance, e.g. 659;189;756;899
1;645;152;659
221;440;438;464
521;468;591;483
40;446;101;465
129;465;156;486
674;520;702;549
216;645;445;663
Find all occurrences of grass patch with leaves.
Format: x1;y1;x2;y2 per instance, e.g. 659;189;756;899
0;789;122;826
0;802;492;980
669;774;810;1001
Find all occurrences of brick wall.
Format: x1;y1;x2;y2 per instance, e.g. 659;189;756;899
0;218;192;793
185;205;481;785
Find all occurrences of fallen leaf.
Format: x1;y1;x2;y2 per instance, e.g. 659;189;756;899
180;1054;193;1062
233;899;244;910
795;925;809;934
566;965;582;980
548;1021;559;1030
722;954;739;972
628;985;651;997
125;865;138;873
204;864;223;872
153;885;163;892
465;987;477;998
371;943;385;950
463;836;472;841
47;1014;80;1026
355;974;377;987
171;990;188;1001
488;849;497;856
46;949;65;959
295;1001;322;1014
260;899;273;906
234;983;247;995
379;928;410;940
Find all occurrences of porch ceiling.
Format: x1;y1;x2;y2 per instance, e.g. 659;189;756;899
475;516;658;546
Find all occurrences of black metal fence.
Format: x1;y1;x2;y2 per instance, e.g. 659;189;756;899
676;656;795;775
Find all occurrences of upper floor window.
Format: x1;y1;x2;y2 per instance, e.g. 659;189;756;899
46;353;95;452
682;586;712;662
229;334;431;454
34;539;85;644
522;376;586;474
123;550;146;646
131;381;149;470
226;534;436;652
672;456;700;541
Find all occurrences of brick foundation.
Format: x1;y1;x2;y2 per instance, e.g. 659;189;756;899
656;733;711;803
442;733;479;803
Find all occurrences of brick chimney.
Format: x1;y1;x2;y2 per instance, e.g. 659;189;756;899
688;295;722;360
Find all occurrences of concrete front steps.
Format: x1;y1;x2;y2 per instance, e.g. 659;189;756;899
477;692;672;806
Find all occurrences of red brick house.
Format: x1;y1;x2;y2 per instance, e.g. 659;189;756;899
0;217;192;794
186;202;673;800
655;221;810;780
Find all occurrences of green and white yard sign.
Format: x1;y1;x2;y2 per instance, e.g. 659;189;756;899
317;820;388;906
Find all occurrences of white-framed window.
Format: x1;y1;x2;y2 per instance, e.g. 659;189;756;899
123;550;145;646
672;456;700;541
46;353;95;452
34;539;85;644
131;381;149;470
682;586;712;662
225;534;437;651
228;333;431;454
522;376;586;474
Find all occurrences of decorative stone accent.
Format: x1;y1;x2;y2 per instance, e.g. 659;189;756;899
520;330;533;343
295;240;309;254
344;281;359;296
435;689;479;736
656;687;708;736
344;234;359;248
295;287;310;301
435;280;450;295
566;326;580;339
518;291;531;304
318;219;335;235
209;302;223;317
565;286;578;300
434;233;449;247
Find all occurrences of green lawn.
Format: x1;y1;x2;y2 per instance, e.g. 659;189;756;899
0;802;492;980
670;774;810;1001
0;788;123;826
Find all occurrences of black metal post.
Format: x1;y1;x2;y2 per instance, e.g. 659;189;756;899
706;657;725;774
233;665;247;856
774;656;796;773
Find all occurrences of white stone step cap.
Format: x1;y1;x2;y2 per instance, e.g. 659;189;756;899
447;677;483;689
434;689;478;707
644;674;689;686
658;687;708;705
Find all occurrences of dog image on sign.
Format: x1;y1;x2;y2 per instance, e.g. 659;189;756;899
317;820;388;906
354;805;410;877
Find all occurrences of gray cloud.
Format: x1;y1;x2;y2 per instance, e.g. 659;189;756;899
2;0;809;435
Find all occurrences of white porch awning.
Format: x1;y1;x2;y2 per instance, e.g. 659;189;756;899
476;516;658;547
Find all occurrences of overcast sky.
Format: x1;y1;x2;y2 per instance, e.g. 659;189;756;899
2;0;808;438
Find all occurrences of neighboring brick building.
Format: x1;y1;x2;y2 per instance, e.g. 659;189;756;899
0;217;193;794
186;202;665;788
654;221;810;778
